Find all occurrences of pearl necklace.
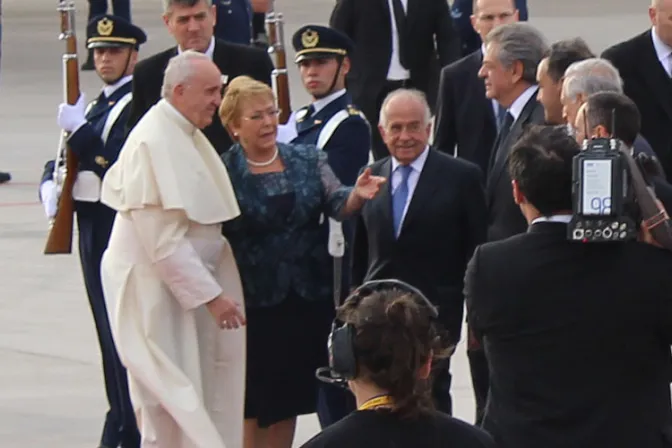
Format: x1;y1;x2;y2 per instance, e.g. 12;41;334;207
246;147;279;167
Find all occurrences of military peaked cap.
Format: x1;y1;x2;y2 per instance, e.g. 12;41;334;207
292;25;354;63
86;14;147;50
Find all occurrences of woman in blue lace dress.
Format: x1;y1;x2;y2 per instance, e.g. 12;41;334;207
218;75;385;448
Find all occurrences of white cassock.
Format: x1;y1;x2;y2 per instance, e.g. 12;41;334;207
100;99;245;448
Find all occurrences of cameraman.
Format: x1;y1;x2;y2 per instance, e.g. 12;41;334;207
465;125;672;448
302;281;495;448
573;91;672;212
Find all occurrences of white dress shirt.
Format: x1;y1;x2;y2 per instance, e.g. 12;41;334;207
390;145;430;235
386;0;410;81
531;214;572;225
651;27;672;77
103;75;133;98
508;85;539;123
313;89;347;114
178;37;215;60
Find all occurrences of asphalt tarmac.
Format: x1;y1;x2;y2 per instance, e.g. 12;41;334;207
0;0;651;446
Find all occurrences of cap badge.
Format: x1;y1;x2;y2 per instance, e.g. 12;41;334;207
97;18;114;37
301;29;319;48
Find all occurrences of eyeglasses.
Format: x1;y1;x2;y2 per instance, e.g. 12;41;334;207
243;108;281;122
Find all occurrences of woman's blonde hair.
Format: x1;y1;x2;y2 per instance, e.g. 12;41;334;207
219;75;275;129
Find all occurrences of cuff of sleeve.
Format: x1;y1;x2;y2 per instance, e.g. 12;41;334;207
67;120;88;138
154;239;223;311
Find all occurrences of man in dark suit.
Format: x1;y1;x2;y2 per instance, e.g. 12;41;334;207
535;37;593;125
126;0;273;154
329;0;461;161
351;88;488;415
451;0;528;57
434;0;519;176
602;1;672;183
469;22;546;422
465;124;672;448
480;22;547;243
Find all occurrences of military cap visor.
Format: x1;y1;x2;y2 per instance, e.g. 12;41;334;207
86;15;147;50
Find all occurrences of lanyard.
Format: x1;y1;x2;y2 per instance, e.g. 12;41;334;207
358;395;394;411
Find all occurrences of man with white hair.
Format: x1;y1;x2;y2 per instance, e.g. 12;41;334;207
351;87;487;419
561;58;656;159
100;50;247;448
602;0;672;182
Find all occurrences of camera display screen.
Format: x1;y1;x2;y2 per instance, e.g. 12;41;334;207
581;159;612;215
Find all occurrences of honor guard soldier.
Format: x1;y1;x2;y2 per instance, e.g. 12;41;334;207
39;14;146;448
280;24;371;429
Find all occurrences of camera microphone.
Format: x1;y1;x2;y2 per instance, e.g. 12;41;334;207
315;367;349;389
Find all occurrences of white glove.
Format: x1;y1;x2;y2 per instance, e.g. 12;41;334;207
276;110;298;144
40;180;59;219
57;93;87;133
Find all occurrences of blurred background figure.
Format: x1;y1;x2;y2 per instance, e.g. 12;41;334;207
214;0;253;45
81;0;132;70
451;0;528;57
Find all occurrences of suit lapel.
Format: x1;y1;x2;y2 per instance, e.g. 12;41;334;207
370;158;395;241
378;0;393;35
399;149;440;234
487;92;538;196
637;32;672;121
405;0;419;30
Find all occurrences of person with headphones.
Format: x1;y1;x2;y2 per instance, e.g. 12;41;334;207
305;280;495;448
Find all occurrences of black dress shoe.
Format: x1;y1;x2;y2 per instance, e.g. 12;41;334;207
0;171;10;184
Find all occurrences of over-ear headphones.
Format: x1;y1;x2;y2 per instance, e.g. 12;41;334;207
315;279;438;388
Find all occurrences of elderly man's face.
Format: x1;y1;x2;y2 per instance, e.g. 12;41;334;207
573;102;590;145
174;59;223;129
479;42;518;105
378;95;431;165
164;0;216;53
560;80;583;128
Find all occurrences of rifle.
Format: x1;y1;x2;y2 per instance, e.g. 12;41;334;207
44;0;80;255
265;0;291;124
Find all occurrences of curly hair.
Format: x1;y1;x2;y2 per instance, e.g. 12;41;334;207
337;287;453;418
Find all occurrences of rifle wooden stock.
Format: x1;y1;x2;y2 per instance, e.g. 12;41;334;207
44;0;80;255
266;2;291;124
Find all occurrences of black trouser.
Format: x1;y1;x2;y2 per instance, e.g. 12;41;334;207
77;205;139;447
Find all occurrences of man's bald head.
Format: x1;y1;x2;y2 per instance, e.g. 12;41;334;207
473;0;515;13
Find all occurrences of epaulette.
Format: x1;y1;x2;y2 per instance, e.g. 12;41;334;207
347;104;360;115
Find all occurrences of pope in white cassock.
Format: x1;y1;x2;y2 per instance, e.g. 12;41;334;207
100;50;247;448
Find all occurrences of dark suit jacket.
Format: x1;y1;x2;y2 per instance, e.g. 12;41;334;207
465;221;672;448
126;38;273;154
352;148;487;341
329;0;460;118
486;90;544;242
434;49;496;176
602;30;672;182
